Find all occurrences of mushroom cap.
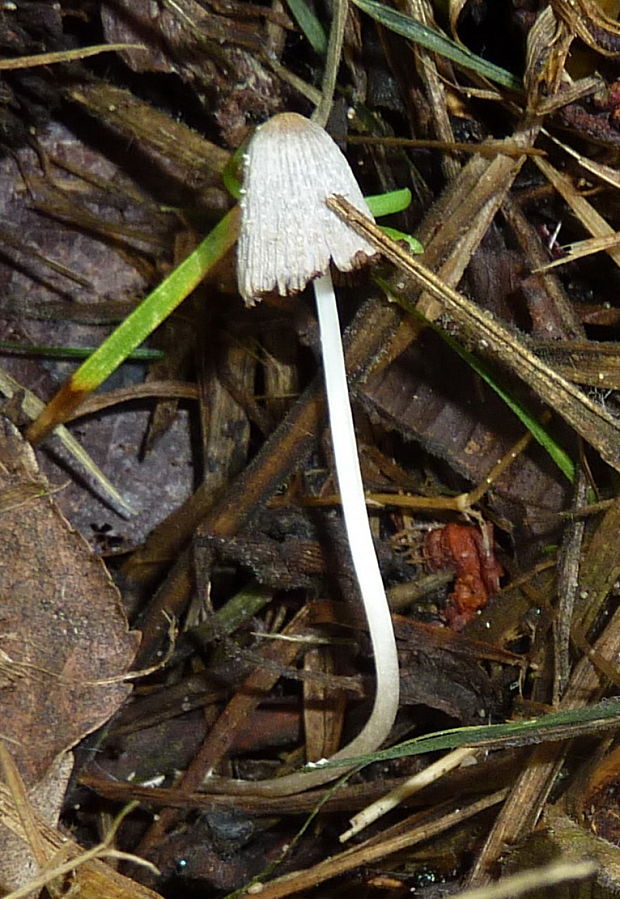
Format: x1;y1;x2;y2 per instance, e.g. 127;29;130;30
237;112;377;304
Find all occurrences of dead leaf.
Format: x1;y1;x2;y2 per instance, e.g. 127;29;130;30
0;417;139;887
0;417;139;787
0;750;72;894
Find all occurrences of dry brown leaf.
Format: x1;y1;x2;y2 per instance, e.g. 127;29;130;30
0;750;72;895
534;155;620;268
552;0;620;55
0;416;139;887
525;6;573;114
99;0;283;145
0;416;139;788
448;0;469;38
545;129;620;190
0;773;163;899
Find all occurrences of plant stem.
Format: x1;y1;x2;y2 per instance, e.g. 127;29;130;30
313;271;400;747
199;273;400;797
312;0;348;128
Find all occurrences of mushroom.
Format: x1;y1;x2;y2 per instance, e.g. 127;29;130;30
223;112;400;796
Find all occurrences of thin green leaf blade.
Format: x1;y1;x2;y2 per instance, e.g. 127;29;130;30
72;207;239;393
366;187;412;217
312;699;620;768
0;341;164;361
380;226;423;254
286;0;328;54
350;0;521;90
26;206;239;444
376;277;575;482
434;321;576;482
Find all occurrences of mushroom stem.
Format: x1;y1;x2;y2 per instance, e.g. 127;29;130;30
312;271;400;744
200;275;399;797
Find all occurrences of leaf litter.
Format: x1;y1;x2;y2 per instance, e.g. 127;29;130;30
2;0;620;897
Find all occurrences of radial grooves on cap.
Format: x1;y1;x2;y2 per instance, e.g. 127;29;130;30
237;113;377;303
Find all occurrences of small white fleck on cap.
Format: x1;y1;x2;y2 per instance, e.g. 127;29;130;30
237;112;377;304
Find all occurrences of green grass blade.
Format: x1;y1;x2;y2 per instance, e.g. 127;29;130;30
367;189;423;251
0;341;164;361
377;277;575;482
286;0;328;55
350;0;521;90
71;207;239;393
380;226;423;254
366;187;412;217
26;206;240;444
222;141;247;201
311;698;620;768
432;318;576;482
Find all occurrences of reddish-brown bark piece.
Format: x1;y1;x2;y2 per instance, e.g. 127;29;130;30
425;523;503;630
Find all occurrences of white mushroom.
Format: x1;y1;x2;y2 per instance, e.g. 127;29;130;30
228;112;400;796
237;112;376;298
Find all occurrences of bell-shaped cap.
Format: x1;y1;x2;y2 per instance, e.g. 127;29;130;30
237;112;377;304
